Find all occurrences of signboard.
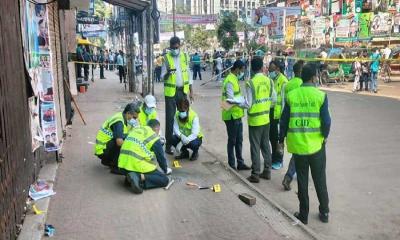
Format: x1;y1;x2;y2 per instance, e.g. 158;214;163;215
359;12;373;38
393;13;400;36
160;14;217;25
253;7;301;27
312;17;327;46
371;12;393;37
77;15;100;24
335;16;359;42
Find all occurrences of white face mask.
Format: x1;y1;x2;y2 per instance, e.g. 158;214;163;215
238;72;245;80
128;118;139;127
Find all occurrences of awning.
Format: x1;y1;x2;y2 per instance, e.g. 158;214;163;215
77;38;98;47
103;0;150;11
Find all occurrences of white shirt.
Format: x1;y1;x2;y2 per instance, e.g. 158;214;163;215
216;57;223;70
384;47;391;59
161;52;193;87
173;114;200;142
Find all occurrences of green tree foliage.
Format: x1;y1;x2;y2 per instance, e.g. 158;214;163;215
186;27;211;50
94;0;112;19
217;15;239;50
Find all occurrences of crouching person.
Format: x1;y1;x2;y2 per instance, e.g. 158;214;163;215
171;98;203;161
118;119;172;194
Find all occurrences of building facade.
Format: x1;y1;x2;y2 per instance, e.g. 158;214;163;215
220;0;260;17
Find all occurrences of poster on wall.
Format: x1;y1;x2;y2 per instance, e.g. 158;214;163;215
393;13;400;36
359;12;373;38
335;16;359;42
371;12;393;37
29;97;43;152
313;17;327;47
41;102;59;151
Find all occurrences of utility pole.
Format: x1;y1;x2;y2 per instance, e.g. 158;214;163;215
172;0;176;36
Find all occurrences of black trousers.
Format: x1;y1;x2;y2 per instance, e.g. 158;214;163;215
76;63;82;77
98;139;121;168
118;66;126;83
294;144;329;220
224;119;245;168
84;64;89;80
193;65;202;80
165;89;187;149
100;64;104;78
269;110;283;164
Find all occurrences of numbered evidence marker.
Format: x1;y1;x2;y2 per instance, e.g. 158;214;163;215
173;160;182;168
213;184;221;193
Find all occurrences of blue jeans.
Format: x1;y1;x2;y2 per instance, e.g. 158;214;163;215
371;71;378;91
285;156;296;179
224;119;245;168
171;135;202;154
128;170;169;190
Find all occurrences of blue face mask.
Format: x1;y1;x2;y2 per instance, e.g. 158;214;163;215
179;111;188;119
269;71;277;79
128;118;139;127
144;107;154;115
170;49;180;56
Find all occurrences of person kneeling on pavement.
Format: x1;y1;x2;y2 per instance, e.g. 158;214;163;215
138;95;158;126
118;119;172;194
94;102;141;172
171;98;203;161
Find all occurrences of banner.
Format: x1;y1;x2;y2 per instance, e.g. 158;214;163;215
371;12;393;37
312;17;327;47
253;7;301;27
29;97;43;152
160;14;217;25
393;13;400;36
359;12;373;38
335;16;358;42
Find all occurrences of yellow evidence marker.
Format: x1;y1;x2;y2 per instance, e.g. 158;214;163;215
32;204;46;215
173;160;182;168
213;184;221;193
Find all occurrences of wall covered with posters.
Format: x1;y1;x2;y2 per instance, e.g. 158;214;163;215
21;0;64;152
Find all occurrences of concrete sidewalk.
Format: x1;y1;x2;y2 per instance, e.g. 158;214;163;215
45;69;315;240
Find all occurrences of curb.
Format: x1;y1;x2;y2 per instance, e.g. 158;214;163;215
17;161;59;240
201;146;323;240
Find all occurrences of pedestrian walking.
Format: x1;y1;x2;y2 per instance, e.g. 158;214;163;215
161;37;194;154
268;61;288;170
370;48;381;93
76;45;84;78
99;49;106;79
83;46;91;81
245;57;275;183
109;51;115;71
192;52;202;80
215;55;223;81
117;50;126;83
279;63;331;225
118;120;172;194
154;55;163;82
352;56;361;92
361;52;370;91
281;61;304;191
221;60;251;171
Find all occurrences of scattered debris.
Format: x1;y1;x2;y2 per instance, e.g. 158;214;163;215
186;182;221;192
44;224;55;237
29;180;56;201
238;193;256;206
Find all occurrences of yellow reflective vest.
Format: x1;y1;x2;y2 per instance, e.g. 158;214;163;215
221;73;244;121
164;52;190;97
94;112;130;156
138;104;158;126
175;108;203;138
273;73;288;120
118;126;160;173
247;73;272;127
286;86;326;155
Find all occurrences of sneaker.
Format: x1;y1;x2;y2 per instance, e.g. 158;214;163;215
126;172;143;194
319;212;329;223
259;169;271;180
282;175;292;191
272;162;283;170
190;152;199;161
175;150;189;160
294;212;308;225
237;164;251;171
247;175;260;183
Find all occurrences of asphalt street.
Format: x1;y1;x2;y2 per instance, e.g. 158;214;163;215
188;70;400;240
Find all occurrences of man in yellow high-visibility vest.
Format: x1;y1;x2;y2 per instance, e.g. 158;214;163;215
94;103;141;172
245;57;276;183
161;37;194;154
268;61;288;170
279;63;331;225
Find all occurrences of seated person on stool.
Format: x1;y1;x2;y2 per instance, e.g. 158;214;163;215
94;103;141;172
118;119;172;194
171;98;203;161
